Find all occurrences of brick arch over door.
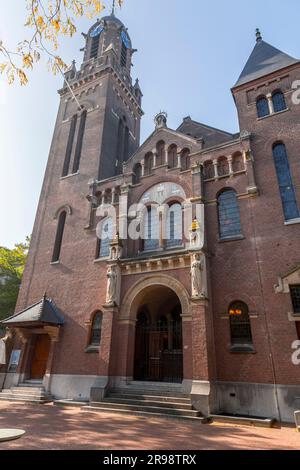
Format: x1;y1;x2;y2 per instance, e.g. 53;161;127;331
119;274;190;322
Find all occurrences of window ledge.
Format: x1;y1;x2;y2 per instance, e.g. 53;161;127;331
50;261;60;265
94;257;110;263
257;108;289;121
229;344;256;354
60;171;80;180
218;235;245;243
85;346;99;353
284;218;300;226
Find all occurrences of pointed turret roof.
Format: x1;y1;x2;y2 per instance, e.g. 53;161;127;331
234;31;299;88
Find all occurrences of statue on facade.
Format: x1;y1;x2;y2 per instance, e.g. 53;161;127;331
0;329;12;365
106;265;118;305
154;111;167;129
191;253;206;298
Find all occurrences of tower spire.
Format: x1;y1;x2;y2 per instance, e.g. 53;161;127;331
112;0;116;16
256;28;262;42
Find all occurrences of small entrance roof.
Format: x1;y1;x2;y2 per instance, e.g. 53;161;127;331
0;296;64;327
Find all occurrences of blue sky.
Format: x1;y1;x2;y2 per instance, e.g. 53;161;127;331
1;0;300;248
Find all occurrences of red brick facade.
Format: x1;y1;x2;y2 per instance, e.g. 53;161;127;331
2;17;300;422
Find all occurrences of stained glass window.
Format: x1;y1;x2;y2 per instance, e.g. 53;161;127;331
256;96;270;118
272;91;287;113
272;143;299;221
90;312;102;346
218;190;242;239
290;285;300;314
229;301;253;347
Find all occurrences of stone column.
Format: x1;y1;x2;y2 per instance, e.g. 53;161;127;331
165;147;168;165
152;150;157;168
177;151;182;169
141;159;145;177
266;93;274;114
213;159;219;179
228;155;234;175
244;150;258;195
111;187;116;205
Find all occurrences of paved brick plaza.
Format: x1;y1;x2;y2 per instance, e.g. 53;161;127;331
0;401;299;450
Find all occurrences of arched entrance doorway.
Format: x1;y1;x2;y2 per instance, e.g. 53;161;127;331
133;286;183;383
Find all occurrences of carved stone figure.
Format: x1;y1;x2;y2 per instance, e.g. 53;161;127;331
0;329;11;365
154;111;167;129
191;253;205;298
106;265;118;305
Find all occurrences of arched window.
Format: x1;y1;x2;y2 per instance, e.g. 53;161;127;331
133;163;142;184
144;152;153;175
166;203;183;248
168;145;177;168
181;149;190;171
89;312;102;346
217;157;229;176
229;301;253;351
123;126;129;162
121;41;127;67
116;118;124;172
218;189;242;239
272;91;287;113
52;211;67;262
143;206;159;251
90;34;100;59
232;153;244;173
156;141;165;167
62;114;77;177
97;218;114;258
256;96;270;118
72;110;87;174
272;143;299;221
203;160;214;180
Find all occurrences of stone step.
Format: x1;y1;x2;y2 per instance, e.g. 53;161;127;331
89;400;200;417
110;388;189;398
210;414;276;428
83;405;208;423
0;395;52;404
54;400;88;408
105;397;193;410
9;388;48;396
18;382;43;388
109;392;191;404
0;392;51;400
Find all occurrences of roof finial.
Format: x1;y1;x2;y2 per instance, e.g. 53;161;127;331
112;0;116;16
256;28;262;42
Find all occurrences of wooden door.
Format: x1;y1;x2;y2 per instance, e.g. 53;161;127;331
30;335;51;380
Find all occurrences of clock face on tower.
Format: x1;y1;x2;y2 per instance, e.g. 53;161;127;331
90;24;104;38
121;30;130;48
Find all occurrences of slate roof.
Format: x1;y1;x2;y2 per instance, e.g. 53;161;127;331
1;296;64;326
234;39;299;88
177;117;235;148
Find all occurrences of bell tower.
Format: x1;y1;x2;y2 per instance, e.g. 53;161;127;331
62;11;143;180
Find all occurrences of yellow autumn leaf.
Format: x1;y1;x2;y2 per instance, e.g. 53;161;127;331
18;69;28;86
22;53;33;69
52;19;61;32
36;16;44;28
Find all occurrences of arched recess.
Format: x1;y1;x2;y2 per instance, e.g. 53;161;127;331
54;205;72;220
119;274;190;322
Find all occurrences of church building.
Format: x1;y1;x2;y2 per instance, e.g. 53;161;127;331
1;12;300;423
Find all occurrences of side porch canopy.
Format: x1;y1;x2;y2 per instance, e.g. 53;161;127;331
0;296;64;328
